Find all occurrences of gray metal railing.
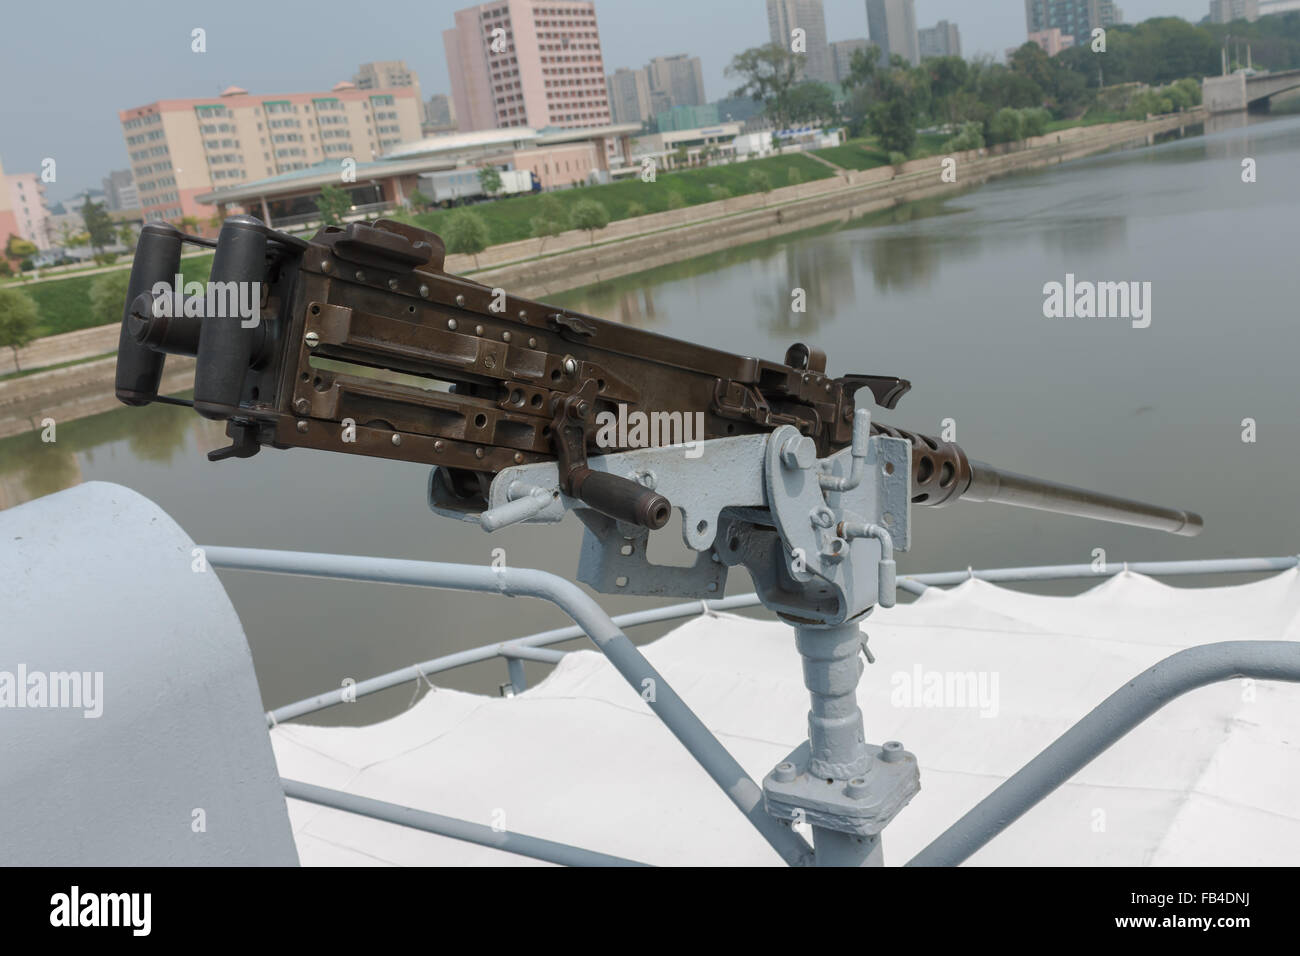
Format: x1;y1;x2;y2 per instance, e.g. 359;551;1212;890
204;547;1300;867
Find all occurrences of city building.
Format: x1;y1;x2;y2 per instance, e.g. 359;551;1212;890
353;60;420;93
918;20;962;59
1027;27;1076;56
830;39;869;84
1209;0;1260;21
607;67;653;125
656;104;719;132
118;82;422;228
635;121;744;170
0;159;53;252
1024;1;1123;45
767;0;834;83
443;0;612;133
425;94;456;127
197;123;639;225
102;169;140;212
645;54;707;110
866;0;920;67
1260;0;1300;14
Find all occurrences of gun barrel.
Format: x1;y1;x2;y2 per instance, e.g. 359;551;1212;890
963;460;1203;537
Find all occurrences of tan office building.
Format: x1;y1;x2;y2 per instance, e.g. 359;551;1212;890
443;0;612;132
118;83;422;229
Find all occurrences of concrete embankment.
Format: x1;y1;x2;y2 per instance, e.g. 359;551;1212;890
0;110;1203;440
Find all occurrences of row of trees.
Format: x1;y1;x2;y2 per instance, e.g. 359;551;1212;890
439;196;614;268
0;268;130;370
726;28;1210;161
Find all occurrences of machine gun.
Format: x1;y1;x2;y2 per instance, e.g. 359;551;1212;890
115;215;1203;864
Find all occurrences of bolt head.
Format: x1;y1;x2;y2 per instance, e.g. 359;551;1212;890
304;331;320;348
387;278;399;291
448;319;458;331
774;761;797;783
419;284;430;298
781;435;816;470
294;398;310;414
563;357;577;374
296;420;309;433
391;434;402;446
880;740;905;763
456;294;466;307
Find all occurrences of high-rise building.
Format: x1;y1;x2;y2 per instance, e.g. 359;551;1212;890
607;67;653;125
830;39;869;84
767;0;834;84
102;169;140;212
118;82;422;226
353;60;420;93
1024;1;1123;45
918;20;962;60
1209;0;1260;22
423;94;458;130
1;162;52;251
866;0;920;67
443;0;612;132
646;54;706;109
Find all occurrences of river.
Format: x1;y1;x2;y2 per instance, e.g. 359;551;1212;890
3;111;1297;723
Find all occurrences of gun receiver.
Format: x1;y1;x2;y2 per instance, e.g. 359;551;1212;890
114;216;1202;538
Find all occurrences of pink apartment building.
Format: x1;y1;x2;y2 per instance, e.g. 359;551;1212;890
444;0;613;132
5;171;51;250
1028;28;1076;57
118;83;422;231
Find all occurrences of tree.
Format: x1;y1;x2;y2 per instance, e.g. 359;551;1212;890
316;184;352;226
0;287;39;371
57;222;76;248
727;43;804;130
408;188;432;212
569;199;609;244
529;195;568;252
988;107;1026;145
444;209;490;268
478;165;503;197
117;222;137;250
6;234;38;260
81;199;116;253
89;269;134;328
747;168;772;200
785;82;836;126
842;45;882;92
867;70;921;155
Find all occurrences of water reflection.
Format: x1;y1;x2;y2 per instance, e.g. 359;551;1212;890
0;400;219;510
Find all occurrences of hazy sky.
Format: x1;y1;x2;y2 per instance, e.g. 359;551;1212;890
0;0;1216;198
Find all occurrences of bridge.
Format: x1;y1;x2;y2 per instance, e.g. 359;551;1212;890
1203;68;1300;113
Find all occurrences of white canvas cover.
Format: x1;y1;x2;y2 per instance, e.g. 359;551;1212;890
272;569;1300;865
